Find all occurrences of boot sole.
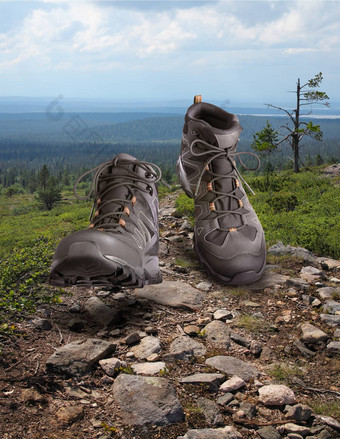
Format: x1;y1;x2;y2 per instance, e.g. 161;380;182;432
49;241;162;288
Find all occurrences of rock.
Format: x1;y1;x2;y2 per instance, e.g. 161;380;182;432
203;320;231;350
180;220;194;232
133;281;205;310
205;356;260;382
177;426;242;439
217;393;234;406
131;336;162;360
99;358;122;377
284;423;311;436
320;314;340;327
113;374;184;426
317;257;340;270
300;323;328;343
258;384;296;406
20;388;47;404
196;397;224;426
184;325;201;336
317;415;340;431
214;309;233;321
300;266;324;282
84;297;119;326
31;318;52;330
323;300;340;314
317;430;332;439
46;338;115;376
326;341;340;354
244;271;289;290
68;318;86;332
286;278;310;291
131;362;167;376
334;328;340;338
159;241;169;257
55;406;84;425
287;434;304;439
229;332;251;348
125;332;141;345
330;277;340;284
293;339;315;357
250;340;263;356
69;303;81;313
268;241;316;262
179;373;225;392
285;404;313;422
257;425;282;439
196;281;212;292
317;287;340;300
165;336;206;361
239;402;257;419
219;376;246;392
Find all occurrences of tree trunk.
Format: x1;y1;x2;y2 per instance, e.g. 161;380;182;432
293;79;301;172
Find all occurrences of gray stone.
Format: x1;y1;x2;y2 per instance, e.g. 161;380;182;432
177;426;242;439
125;332;141;345
301;323;328;343
317;287;340;300
250;340;263;356
165;336;206;361
326;341;340;354
244;270;289;290
230;332;251;348
184;325;201;336
203;320;231;350
31;318;52;330
131;362;167;376
284;423;311;436
55;405;84;425
113;374;184;426
68;318;86;332
300;266;324;282
334;329;340;339
268;241;316;262
205;356;260;382
46;338;115;376
317;257;340;270
317;430;332;439
285;404;313;422
131;336;162;360
286;278;310;291
179;373;225;392
258;384;296;406
133;281;205;310
217;393;234;406
317;415;340;431
320;314;340;327
69;303;81;313
257;425;282;439
323;300;340;314
196;281;213;292
239;402;257;419
84;297;119;326
196;397;224;426
99;357;122;377
287;434;304;439
214;309;233;321
219;376;246;392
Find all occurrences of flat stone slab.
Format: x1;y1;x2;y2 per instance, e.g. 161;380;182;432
205;356;260;382
131;336;162;360
179;373;225;392
131;362;167;376
46;338;115;376
258;384;296;406
300;323;328;344
177;426;242;439
267;241;316;262
243;270;289;290
84;297;119;326
133;281;205;310
320;314;340;327
113;374;184;426
203;320;231;350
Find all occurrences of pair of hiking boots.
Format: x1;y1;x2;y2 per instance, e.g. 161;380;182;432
49;98;266;288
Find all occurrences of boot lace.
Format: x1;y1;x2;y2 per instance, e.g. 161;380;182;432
190;137;260;222
73;157;163;231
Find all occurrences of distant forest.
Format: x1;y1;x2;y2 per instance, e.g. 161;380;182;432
0;112;339;189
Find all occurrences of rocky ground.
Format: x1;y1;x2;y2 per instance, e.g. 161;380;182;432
1;189;340;439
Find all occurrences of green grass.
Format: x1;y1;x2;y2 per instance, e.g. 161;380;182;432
235;314;272;333
267;362;304;381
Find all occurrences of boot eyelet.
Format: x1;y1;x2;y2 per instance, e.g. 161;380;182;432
145;171;154;179
147;186;153;195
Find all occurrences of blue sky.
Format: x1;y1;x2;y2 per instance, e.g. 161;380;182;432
0;0;339;107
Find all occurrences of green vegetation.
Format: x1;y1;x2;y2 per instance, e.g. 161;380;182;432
174;167;340;259
267;362;304;381
175;192;195;223
235;314;273;333
308;398;340;420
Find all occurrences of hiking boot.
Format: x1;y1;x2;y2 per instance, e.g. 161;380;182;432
177;97;266;285
49;153;162;288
